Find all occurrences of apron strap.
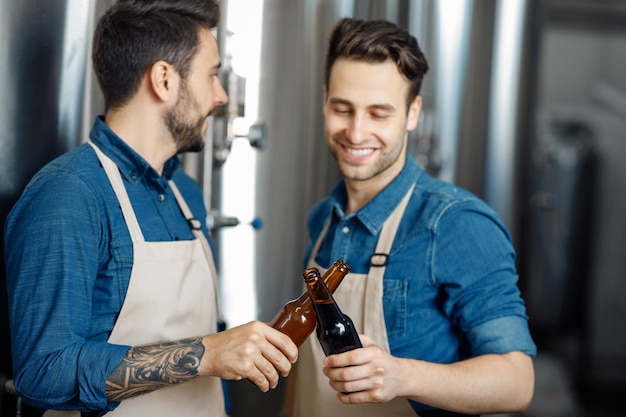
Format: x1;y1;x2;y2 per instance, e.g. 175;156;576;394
363;184;415;351
88;140;145;242
310;218;332;262
371;183;416;264
169;181;225;324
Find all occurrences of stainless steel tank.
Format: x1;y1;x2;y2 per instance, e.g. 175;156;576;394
0;1;112;415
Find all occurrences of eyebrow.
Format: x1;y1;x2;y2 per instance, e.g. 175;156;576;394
368;103;395;112
328;97;395;112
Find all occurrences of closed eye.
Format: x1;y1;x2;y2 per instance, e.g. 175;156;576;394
369;104;395;119
331;107;351;115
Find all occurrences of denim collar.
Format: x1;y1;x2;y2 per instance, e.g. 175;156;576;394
328;155;422;235
89;115;182;185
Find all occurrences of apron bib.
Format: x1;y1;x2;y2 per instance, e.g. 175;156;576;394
45;142;225;417
292;186;418;417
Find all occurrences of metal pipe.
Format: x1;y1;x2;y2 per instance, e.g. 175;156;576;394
433;0;473;184
484;0;529;229
3;378;17;396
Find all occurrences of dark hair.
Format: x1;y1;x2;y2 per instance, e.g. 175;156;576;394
92;0;220;110
324;18;429;108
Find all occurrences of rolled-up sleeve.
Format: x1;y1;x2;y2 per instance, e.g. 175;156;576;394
466;316;536;357
433;200;537;358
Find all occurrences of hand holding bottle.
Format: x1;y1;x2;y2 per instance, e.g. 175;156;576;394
321;334;408;404
200;321;298;392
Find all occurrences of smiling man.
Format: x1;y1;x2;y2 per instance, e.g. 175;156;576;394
284;17;536;417
4;1;297;416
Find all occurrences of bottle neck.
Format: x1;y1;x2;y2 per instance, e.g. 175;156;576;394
304;268;334;304
324;260;350;292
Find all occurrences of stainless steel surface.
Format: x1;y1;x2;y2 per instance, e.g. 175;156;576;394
484;0;529;232
1;1;107;416
432;0;473;184
0;0;94;196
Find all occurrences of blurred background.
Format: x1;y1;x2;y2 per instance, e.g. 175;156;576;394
1;0;624;416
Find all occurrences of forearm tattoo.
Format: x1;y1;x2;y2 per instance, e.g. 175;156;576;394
106;337;205;402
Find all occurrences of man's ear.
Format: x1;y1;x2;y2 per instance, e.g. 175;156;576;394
149;60;178;102
406;95;422;131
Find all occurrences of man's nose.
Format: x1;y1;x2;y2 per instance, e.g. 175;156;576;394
214;78;228;106
346;114;368;143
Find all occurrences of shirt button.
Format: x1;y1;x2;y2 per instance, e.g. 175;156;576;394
342;226;350;234
157;194;165;202
130;172;138;180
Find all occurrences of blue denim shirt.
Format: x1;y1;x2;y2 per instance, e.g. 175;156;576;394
305;155;536;417
4;117;214;413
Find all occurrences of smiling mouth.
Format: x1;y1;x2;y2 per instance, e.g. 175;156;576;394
345;146;375;157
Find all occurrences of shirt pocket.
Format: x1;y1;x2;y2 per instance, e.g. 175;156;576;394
109;240;134;303
383;278;408;338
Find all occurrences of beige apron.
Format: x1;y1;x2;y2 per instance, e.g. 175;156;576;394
293;185;418;417
45;142;226;417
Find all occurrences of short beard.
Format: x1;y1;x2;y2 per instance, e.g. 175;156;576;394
165;83;208;154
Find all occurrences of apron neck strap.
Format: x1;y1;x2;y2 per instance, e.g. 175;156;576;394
309;184;416;268
371;183;416;265
88;140;145;242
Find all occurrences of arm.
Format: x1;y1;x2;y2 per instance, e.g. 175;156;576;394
323;335;534;414
106;321;298;402
4;171;131;411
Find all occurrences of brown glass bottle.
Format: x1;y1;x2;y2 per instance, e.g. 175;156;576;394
303;267;362;356
270;259;350;347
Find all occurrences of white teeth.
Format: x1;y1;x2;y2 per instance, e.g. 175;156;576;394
347;147;374;156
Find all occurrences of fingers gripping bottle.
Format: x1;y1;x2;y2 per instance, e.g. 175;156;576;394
270;259;350;347
303;267;362;355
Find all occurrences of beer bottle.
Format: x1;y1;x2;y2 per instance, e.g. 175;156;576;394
270;259;350;347
303;267;362;356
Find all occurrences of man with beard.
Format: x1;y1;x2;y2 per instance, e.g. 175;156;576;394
283;18;536;417
3;1;297;416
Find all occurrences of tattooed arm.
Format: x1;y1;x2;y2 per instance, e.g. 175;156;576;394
106;321;298;402
106;337;205;402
